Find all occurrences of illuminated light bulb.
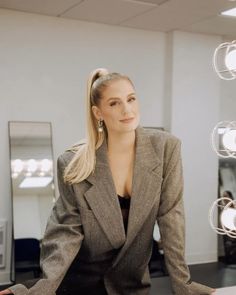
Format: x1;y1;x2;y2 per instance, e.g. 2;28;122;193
213;41;236;80
27;159;37;173
41;159;52;172
209;197;236;238
222;129;236;151
12;172;18;179
12;159;24;173
211;121;236;158
221;207;236;230
225;49;236;71
218;127;225;134
25;172;32;177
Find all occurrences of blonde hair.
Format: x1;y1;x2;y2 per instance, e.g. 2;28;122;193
63;68;134;184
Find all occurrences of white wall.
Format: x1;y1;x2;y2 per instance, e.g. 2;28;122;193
0;8;165;284
220;80;236;121
170;31;221;263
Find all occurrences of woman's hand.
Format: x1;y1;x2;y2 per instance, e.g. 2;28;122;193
0;289;13;294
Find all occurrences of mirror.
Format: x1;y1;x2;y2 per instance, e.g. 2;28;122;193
8;121;55;282
218;155;236;266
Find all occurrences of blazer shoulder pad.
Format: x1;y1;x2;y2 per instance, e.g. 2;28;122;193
65;138;87;153
145;128;181;147
58;139;86;166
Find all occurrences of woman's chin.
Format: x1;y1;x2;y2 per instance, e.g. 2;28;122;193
121;123;138;132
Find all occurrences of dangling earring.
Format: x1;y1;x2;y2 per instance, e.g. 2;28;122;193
98;119;104;133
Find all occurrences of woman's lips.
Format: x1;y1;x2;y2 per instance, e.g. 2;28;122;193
120;118;134;123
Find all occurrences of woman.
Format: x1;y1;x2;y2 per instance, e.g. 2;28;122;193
1;68;215;294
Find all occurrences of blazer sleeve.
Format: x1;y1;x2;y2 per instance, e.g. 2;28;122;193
156;138;213;295
9;154;84;295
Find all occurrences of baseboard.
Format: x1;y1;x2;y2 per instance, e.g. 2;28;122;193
0;270;13;286
186;252;218;265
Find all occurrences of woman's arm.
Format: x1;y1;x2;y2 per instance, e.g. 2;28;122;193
8;154;84;295
157;138;215;295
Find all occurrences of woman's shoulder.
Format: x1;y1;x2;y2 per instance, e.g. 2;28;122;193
58;139;86;165
141;128;182;162
142;127;181;147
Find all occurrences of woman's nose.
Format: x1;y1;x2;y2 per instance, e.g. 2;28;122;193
122;102;131;115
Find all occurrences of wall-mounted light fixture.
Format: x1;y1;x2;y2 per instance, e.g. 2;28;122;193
213;40;236;80
211;121;236;158
209;197;236;238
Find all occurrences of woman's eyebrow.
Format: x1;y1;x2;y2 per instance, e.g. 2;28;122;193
107;93;136;101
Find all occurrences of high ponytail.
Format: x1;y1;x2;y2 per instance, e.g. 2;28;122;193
63;68;133;184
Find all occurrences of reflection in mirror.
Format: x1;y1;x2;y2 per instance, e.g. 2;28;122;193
8;121;55;282
218;154;236;266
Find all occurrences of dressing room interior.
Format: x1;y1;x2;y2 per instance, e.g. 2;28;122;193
0;0;236;294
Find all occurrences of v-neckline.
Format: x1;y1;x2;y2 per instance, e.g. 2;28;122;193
117;194;131;199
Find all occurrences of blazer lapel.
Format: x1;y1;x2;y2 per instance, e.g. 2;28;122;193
83;126;163;263
84;137;126;250
111;126;163;267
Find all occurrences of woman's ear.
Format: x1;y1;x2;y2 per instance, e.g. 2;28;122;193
91;105;102;121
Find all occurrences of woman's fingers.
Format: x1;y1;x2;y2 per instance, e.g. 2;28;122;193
0;289;12;294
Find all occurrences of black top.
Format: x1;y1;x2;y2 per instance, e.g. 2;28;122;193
117;194;131;233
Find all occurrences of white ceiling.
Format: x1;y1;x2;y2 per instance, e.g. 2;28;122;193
0;0;236;37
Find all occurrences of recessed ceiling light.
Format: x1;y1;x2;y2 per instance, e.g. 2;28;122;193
20;177;52;188
221;7;236;17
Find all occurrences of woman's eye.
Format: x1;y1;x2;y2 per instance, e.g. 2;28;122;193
110;97;136;106
129;97;136;102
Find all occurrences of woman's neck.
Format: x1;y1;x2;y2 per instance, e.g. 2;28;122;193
107;130;136;155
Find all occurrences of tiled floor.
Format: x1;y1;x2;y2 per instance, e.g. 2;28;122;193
1;262;236;294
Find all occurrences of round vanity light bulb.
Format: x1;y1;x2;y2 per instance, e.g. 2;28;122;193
41;159;52;172
12;172;18;179
13;159;24;173
222;129;236;151
221;207;236;230
225;49;236;71
27;159;37;172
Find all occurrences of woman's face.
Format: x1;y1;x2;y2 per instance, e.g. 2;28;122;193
92;79;140;134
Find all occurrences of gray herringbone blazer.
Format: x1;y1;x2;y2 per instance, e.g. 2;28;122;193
10;126;213;295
